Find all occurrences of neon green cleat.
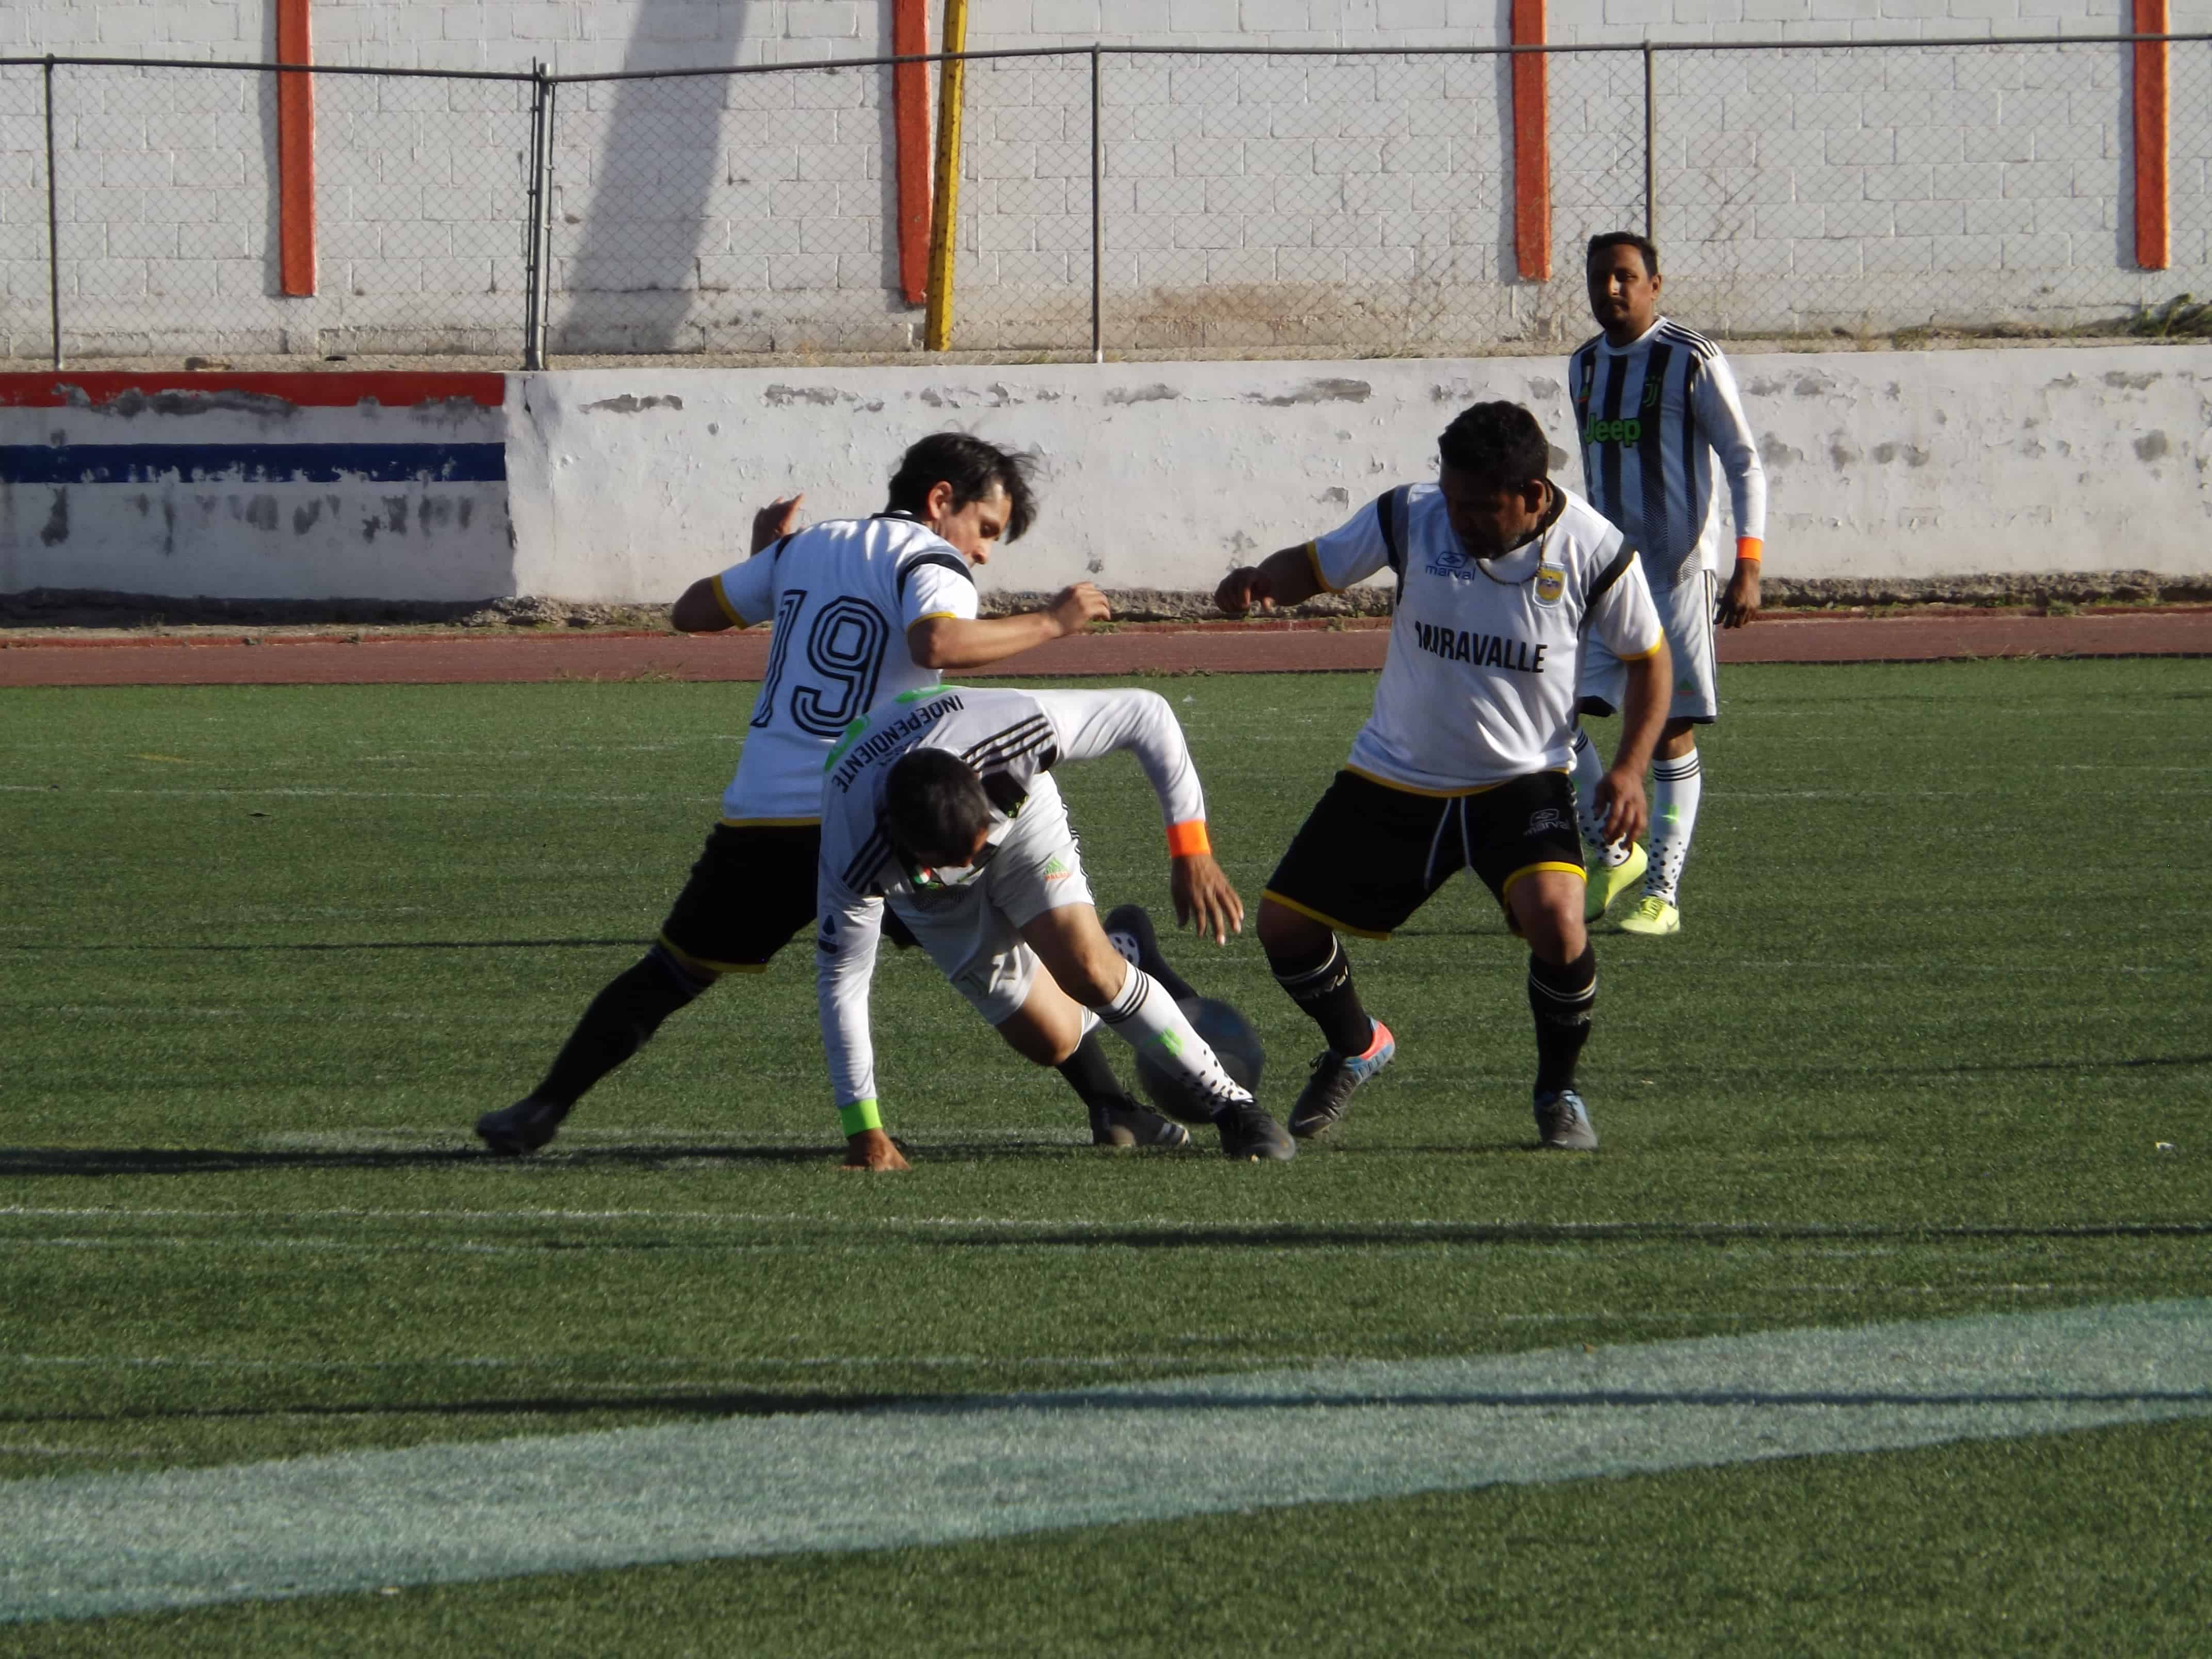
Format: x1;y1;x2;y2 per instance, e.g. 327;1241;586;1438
1617;893;1681;936
1583;842;1648;921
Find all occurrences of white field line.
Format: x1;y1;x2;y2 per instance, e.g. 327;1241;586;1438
1;1299;2206;1627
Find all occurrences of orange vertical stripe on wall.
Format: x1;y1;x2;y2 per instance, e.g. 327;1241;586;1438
2133;0;2169;270
276;0;315;297
894;0;931;306
1510;0;1550;284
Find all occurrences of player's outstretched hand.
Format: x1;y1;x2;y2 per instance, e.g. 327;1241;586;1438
1717;561;1761;628
1046;582;1112;637
1170;852;1244;946
1594;767;1650;850
1215;566;1274;616
751;493;806;554
841;1128;910;1172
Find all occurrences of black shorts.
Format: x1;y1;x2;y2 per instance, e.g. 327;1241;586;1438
656;823;822;974
1263;770;1585;939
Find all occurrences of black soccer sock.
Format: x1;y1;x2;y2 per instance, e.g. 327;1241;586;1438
1527;944;1598;1095
1054;1029;1138;1113
533;946;713;1109
1271;936;1374;1058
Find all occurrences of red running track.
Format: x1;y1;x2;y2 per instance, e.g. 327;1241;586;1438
1;610;2207;688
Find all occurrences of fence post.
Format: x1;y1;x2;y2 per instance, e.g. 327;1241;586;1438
522;61;549;371
42;56;60;370
1642;43;1656;240
1089;45;1102;364
924;0;971;352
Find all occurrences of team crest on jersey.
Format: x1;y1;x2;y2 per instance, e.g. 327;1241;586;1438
1534;562;1567;606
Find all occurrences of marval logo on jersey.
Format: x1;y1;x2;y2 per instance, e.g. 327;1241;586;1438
1425;544;1475;581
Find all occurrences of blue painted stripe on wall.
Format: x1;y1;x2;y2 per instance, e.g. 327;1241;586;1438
0;444;507;485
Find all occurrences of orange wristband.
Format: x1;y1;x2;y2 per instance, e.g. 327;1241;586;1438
1166;820;1211;858
1735;536;1763;563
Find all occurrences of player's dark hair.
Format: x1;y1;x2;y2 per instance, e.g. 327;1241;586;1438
883;749;995;863
1437;402;1551;492
885;432;1039;542
1586;231;1660;278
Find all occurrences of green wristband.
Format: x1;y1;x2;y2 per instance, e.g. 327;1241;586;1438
839;1098;883;1136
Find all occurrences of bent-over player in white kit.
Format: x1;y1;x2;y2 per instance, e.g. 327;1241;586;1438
1217;402;1670;1150
476;434;1186;1156
1569;232;1768;937
815;685;1296;1168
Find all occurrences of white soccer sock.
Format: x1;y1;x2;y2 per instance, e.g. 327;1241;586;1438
1571;728;1633;870
1646;749;1704;905
1095;958;1250;1110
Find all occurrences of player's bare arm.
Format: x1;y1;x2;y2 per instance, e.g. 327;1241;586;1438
1596;642;1671;847
906;582;1111;670
1216;545;1324;615
841;1128;910;1172
1170;852;1243;946
1717;557;1762;628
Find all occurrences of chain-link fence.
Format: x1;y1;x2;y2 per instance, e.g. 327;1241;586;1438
1;36;2206;365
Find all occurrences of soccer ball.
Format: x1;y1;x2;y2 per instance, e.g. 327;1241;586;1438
1135;996;1266;1124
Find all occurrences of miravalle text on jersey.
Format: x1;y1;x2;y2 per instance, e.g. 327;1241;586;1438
1408;617;1549;675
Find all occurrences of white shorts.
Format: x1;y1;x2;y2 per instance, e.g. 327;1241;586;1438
1577;570;1718;725
887;775;1096;1027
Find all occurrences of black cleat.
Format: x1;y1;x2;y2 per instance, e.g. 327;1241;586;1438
1089;1098;1192;1149
1533;1087;1599;1151
1213;1095;1296;1162
1103;903;1198;1002
1287;1021;1396;1140
475;1096;569;1156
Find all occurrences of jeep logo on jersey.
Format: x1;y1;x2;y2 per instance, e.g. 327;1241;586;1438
1583;417;1642;446
1534;563;1566;606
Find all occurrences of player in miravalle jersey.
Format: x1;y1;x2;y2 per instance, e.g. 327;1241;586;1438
1216;403;1670;1151
477;433;1190;1157
816;685;1295;1169
1569;232;1768;938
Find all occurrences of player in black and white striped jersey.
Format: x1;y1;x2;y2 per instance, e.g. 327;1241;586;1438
814;685;1294;1169
1568;232;1768;937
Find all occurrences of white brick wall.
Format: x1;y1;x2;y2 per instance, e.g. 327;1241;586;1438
1;0;2208;355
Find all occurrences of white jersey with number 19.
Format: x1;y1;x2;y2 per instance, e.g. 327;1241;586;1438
708;513;980;824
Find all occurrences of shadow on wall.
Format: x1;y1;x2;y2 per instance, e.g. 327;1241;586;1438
546;3;906;355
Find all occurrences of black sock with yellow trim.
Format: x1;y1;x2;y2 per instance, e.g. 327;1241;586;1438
1271;936;1374;1058
534;946;712;1109
1527;944;1597;1094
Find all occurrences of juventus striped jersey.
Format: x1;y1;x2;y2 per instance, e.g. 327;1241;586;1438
814;685;1212;1108
1307;481;1664;791
1568;317;1767;588
707;513;980;824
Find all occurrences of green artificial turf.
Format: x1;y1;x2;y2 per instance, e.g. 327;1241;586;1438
2;661;2207;1650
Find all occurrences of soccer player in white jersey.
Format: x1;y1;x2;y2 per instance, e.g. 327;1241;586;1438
476;433;1193;1157
815;685;1295;1168
1568;231;1769;937
1216;402;1670;1151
